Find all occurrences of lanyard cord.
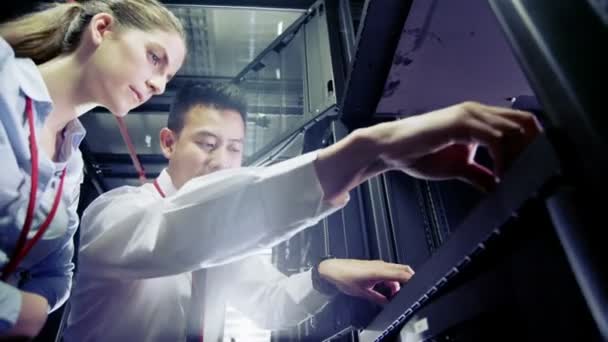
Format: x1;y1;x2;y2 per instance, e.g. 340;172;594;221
153;178;166;198
1;98;67;281
115;116;147;185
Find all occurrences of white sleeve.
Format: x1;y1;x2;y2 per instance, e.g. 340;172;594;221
220;255;331;330
78;152;348;279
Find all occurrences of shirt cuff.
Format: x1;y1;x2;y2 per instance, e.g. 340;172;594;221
0;282;22;333
284;270;332;314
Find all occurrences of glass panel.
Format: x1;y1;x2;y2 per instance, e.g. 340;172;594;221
168;5;303;78
238;28;306;159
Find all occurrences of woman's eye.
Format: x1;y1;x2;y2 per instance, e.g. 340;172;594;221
149;51;161;66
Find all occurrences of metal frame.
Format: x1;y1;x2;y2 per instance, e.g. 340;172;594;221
489;1;608;338
337;0;356;66
359;136;561;341
489;0;607;185
244;104;339;166
383;172;435;269
339;0;414;129
232;11;312;83
360;176;396;263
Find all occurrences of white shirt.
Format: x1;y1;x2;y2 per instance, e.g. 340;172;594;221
64;152;346;341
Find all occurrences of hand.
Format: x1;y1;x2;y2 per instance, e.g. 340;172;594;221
318;259;414;305
315;101;541;202
368;101;541;190
3;290;48;339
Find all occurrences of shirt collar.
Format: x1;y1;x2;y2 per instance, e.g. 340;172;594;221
56;118;87;163
156;168;177;197
14;58;86;152
63;119;87;148
14;58;53;119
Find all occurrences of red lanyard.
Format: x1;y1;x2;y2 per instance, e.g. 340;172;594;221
153;178;166;198
1;97;67;281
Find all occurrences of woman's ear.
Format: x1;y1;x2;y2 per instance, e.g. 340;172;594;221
86;12;115;47
160;127;177;159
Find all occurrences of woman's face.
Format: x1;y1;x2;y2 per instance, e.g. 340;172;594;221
85;27;186;116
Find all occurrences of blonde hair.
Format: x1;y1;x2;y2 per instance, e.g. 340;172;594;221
0;0;185;65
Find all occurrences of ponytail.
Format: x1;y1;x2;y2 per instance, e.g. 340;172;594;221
0;3;86;64
0;0;184;65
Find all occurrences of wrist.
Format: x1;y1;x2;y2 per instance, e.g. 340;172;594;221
317;259;335;283
352;126;393;174
311;256;340;297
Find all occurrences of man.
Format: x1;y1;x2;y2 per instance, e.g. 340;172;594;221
64;82;539;341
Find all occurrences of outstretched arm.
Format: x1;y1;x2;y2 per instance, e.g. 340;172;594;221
315;101;541;203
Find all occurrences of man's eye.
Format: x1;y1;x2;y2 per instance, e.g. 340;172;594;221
198;142;216;151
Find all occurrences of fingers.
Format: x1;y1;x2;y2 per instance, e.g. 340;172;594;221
474;109;525;135
472;105;543;177
347;261;415;305
394;263;415;276
457;162;497;193
362;288;390;305
370;261;415;283
478;104;542;137
460;119;505;178
383;280;401;297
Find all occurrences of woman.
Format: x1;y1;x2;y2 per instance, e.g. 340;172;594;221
0;0;186;337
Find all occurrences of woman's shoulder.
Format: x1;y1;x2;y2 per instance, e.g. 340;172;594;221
0;35;52;116
0;36;15;69
0;36;23;126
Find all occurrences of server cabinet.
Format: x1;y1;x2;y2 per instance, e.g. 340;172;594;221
338;1;608;341
332;0;606;341
233;0;604;341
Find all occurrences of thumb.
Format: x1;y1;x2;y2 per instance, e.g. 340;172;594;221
362;288;389;305
458;162;497;192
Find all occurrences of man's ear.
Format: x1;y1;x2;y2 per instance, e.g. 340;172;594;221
84;12;115;48
160;127;177;159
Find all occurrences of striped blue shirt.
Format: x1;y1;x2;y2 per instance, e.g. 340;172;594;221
0;37;85;332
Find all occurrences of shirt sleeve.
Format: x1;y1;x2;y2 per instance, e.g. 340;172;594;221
0;281;22;333
19;237;75;313
78;152;349;279
218;255;331;330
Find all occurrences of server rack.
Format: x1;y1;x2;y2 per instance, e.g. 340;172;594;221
270;0;607;341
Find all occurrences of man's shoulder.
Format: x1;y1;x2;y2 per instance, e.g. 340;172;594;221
84;183;157;214
78;183;158;240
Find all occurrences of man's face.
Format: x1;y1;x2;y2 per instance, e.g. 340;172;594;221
164;105;245;189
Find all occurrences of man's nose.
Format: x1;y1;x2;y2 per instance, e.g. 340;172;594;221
208;149;231;172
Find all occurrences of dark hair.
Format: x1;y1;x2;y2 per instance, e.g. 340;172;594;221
168;82;248;134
